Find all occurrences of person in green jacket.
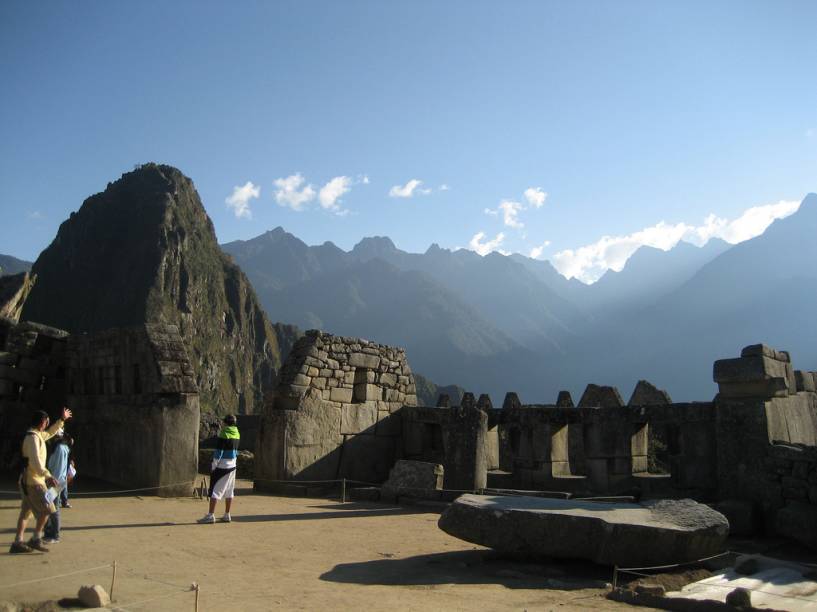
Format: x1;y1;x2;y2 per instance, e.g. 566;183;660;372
198;415;240;524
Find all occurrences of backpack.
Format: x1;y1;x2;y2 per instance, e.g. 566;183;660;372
12;431;37;478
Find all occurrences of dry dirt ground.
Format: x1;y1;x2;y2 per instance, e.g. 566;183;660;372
0;479;633;611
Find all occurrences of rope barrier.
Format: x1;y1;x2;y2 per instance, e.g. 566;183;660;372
0;563;113;590
616;550;735;573
611;549;817;604
110;583;197;611
0;481;196;497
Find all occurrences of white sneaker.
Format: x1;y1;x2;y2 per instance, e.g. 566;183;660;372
220;513;232;523
197;513;215;524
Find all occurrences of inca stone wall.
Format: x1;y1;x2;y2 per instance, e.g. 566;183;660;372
255;330;417;487
65;323;199;496
0;318;198;496
712;344;817;544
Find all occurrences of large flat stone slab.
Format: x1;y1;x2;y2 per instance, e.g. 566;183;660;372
438;494;728;567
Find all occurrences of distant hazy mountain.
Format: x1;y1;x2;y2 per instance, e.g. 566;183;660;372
582;238;731;315
565;193;817;400
223;231;546;395
0;254;32;277
510;238;731;318
413;373;465;407
224;195;814;403
225;230;587;353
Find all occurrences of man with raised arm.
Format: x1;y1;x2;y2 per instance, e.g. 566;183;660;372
10;406;73;553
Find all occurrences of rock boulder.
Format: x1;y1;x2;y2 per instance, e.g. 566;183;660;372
438;494;728;567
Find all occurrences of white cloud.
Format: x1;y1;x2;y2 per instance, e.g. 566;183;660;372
551;199;801;283
499;200;524;229
28;211;45;220
807;128;815;138
524;187;547;209
319;176;352;213
359;174;370;184
225;181;260;219
529;241;551;259
439;184;450;191
273;173;316;211
389;179;430;198
469;231;506;256
485;200;525;229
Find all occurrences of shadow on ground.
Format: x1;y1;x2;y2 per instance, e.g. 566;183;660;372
320;549;613;591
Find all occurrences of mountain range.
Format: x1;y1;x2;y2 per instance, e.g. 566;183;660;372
0;254;32;277
9;163;814;407
223;193;816;403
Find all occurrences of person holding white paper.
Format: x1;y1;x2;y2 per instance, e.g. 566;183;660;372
43;433;72;544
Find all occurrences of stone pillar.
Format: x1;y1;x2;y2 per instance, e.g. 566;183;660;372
582;408;634;493
444;405;488;490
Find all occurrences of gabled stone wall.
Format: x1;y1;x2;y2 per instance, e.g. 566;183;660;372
255;330;417;487
66;323;199;495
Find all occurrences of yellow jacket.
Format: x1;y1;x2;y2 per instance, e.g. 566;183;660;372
22;419;64;487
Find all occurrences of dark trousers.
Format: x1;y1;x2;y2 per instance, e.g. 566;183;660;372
44;505;60;540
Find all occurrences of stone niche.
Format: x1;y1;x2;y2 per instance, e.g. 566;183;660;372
255;330;417;487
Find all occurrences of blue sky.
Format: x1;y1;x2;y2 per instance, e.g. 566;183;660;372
1;1;815;281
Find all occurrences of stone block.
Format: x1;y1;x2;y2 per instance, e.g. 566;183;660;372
795;371;816;393
382;460;444;495
741;344;789;362
353;383;381;402
348;353;380;369
627;380;672;406
291;373;312;387
330;387;353;403
439;495;729;566
78;585;110;608
714;354;795;398
307;366;319;377
341;403;378;434
577;384;624;408
379;372;397;386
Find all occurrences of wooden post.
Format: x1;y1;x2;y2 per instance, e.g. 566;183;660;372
341;478;346;503
612;566;618;589
110;560;117;600
194;583;200;612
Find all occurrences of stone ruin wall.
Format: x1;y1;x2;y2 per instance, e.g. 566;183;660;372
66;323;199;496
384;343;816;546
483;384;717;500
0;318;198;496
254;330;418;488
0;319;69;469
